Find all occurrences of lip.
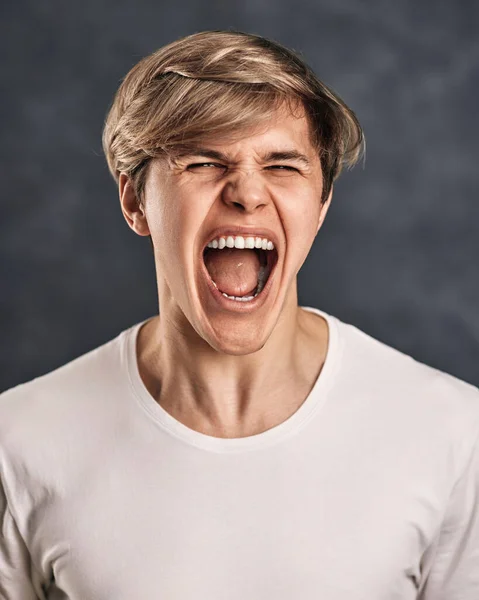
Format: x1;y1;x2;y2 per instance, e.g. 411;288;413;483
199;244;280;313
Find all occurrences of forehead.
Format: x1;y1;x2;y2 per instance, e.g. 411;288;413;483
168;103;319;162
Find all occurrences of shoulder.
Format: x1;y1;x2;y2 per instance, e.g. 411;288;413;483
0;325;132;456
334;314;479;437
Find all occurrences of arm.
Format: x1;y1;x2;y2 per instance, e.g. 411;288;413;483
418;429;479;599
0;474;44;600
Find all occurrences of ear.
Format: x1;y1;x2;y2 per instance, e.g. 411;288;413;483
118;173;150;236
316;186;333;235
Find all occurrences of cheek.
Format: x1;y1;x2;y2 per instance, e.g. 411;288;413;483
277;191;322;256
174;190;213;256
146;187;209;267
144;192;180;267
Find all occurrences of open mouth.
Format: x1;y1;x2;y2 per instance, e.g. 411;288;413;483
202;236;279;303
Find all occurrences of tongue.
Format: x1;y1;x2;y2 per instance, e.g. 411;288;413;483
204;249;260;297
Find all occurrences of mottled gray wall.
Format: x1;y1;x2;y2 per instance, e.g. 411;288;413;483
1;0;478;391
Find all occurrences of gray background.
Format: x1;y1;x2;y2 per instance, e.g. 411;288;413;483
1;0;478;392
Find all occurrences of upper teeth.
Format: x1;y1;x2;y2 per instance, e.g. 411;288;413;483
206;235;274;250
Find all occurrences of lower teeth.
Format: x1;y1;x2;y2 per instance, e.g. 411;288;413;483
222;293;255;301
212;265;268;303
220;276;266;302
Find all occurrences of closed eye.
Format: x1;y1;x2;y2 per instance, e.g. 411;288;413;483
186;162;224;170
266;165;299;172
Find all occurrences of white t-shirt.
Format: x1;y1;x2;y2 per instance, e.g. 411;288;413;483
1;306;479;600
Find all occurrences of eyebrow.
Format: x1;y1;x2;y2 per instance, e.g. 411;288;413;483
171;147;311;167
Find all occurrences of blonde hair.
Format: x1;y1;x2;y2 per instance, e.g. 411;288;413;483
102;30;364;206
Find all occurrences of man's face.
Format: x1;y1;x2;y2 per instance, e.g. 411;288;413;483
134;103;331;354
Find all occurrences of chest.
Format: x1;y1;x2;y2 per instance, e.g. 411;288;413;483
40;449;441;599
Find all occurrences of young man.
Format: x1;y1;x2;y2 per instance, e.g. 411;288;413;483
1;30;478;600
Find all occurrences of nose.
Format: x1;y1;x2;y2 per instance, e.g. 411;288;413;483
221;169;269;213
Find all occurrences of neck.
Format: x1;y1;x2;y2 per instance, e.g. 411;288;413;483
136;288;328;438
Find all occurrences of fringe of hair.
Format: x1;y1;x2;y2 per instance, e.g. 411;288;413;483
102;30;364;205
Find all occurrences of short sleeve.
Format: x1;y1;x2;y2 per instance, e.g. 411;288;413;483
418;429;479;599
0;475;43;600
